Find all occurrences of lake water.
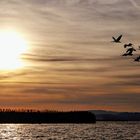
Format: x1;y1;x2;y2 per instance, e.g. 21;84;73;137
0;122;140;140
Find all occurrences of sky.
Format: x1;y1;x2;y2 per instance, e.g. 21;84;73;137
0;0;140;111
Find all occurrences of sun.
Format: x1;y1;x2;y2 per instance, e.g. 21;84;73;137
0;30;28;70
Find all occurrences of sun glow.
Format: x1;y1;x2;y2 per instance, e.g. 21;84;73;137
0;31;28;70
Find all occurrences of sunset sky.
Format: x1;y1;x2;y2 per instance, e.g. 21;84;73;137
0;0;140;111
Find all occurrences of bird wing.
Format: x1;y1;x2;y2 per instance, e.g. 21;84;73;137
126;48;131;53
116;35;122;42
112;36;116;41
124;43;133;48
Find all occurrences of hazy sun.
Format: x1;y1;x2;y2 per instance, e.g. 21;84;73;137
0;31;28;70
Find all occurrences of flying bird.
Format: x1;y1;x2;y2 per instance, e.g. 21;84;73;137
112;35;122;43
124;43;133;48
122;47;136;56
134;56;140;62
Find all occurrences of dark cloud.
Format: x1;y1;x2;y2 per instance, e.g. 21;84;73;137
31;92;140;109
22;52;124;62
0;71;28;80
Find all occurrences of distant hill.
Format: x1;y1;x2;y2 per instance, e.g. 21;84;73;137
90;110;140;121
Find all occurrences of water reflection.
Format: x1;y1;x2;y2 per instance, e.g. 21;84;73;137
0;124;24;139
0;122;139;139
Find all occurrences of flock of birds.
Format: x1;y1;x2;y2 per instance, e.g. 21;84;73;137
112;35;140;62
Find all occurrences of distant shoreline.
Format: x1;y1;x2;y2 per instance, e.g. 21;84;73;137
0;111;96;124
90;110;140;121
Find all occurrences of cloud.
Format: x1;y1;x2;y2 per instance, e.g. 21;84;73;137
0;71;28;80
0;0;140;111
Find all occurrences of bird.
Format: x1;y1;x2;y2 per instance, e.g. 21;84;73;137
134;56;140;62
122;47;136;56
124;43;133;48
112;35;122;43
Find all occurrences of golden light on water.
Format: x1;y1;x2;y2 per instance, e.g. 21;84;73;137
0;30;28;70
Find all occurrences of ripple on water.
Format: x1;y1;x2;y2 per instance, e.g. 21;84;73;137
0;122;139;140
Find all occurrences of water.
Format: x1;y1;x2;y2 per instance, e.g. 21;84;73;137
0;122;140;140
